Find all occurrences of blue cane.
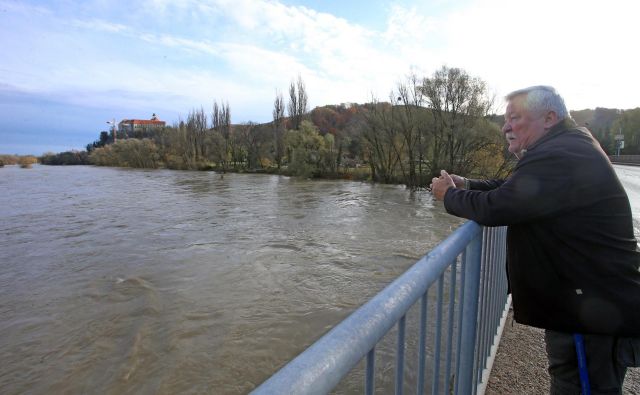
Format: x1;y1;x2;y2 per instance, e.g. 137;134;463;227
573;333;591;395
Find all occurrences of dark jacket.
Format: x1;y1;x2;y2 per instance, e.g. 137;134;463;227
444;119;640;336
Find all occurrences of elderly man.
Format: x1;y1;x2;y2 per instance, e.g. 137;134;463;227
431;86;640;394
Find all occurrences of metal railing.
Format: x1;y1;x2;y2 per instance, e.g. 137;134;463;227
609;155;640;165
252;222;510;395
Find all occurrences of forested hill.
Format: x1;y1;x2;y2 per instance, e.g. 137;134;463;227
571;108;629;153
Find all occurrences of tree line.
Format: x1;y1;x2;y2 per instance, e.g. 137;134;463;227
0;154;39;168
77;67;512;187
572;108;640;154
37;65;640;186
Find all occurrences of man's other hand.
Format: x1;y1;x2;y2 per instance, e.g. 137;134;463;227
431;170;456;201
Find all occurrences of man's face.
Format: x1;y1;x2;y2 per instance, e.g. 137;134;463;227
502;95;548;154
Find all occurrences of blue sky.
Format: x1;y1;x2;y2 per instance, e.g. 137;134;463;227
1;0;639;155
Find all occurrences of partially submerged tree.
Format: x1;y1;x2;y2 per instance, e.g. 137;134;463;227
420;66;495;176
212;100;232;171
272;91;286;169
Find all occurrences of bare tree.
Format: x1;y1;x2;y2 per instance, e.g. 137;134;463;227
420;66;494;176
297;75;308;124
392;74;427;188
213;101;231;139
212;100;232;172
272;91;285;169
360;98;403;183
178;117;197;169
187;107;208;163
287;75;308;130
287;81;298;129
236;122;270;170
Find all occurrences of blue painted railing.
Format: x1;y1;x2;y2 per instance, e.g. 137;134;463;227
252;222;510;395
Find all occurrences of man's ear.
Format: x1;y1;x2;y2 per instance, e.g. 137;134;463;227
544;111;559;129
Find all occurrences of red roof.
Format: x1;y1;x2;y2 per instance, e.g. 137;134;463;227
125;120;165;125
119;119;165;125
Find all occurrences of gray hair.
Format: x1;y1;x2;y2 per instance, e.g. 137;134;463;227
505;85;570;120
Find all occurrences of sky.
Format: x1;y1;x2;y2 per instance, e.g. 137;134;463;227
1;0;639;155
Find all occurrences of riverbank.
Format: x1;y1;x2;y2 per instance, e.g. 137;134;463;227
486;310;640;394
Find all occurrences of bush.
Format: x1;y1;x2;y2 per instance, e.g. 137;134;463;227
0;155;19;165
18;156;38;168
40;151;89;165
89;138;161;168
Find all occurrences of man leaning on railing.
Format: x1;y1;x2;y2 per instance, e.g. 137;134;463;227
431;85;640;394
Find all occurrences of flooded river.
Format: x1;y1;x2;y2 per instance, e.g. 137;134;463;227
1;164;638;394
0;165;462;394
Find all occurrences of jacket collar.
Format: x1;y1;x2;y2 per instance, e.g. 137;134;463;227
525;117;577;153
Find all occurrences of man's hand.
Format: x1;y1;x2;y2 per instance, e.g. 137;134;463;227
431;170;456;201
449;174;467;189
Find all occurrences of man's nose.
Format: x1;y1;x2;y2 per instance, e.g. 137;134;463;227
502;123;511;134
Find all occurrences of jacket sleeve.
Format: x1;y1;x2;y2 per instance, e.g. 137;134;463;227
468;179;505;191
444;149;577;226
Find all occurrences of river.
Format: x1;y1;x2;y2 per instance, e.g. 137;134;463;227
1;164;638;394
0;165;463;394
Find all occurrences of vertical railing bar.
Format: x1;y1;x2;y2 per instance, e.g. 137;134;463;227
476;229;491;387
497;234;504;311
475;229;490;386
486;229;496;368
486;229;496;375
366;347;375;395
417;291;428;395
444;258;457;395
487;229;496;356
500;227;508;302
396;315;406;395
454;251;467;395
476;238;484;388
499;227;505;297
482;229;494;372
501;227;508;296
491;228;500;351
431;273;445;395
457;232;483;395
486;228;500;360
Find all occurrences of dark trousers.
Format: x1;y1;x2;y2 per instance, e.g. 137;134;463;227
545;330;629;394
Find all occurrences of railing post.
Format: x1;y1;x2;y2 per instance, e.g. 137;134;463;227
456;231;483;395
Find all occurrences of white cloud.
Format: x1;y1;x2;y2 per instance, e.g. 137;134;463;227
3;0;640;132
135;0;409;102
0;0;50;16
429;0;640;109
70;19;129;33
